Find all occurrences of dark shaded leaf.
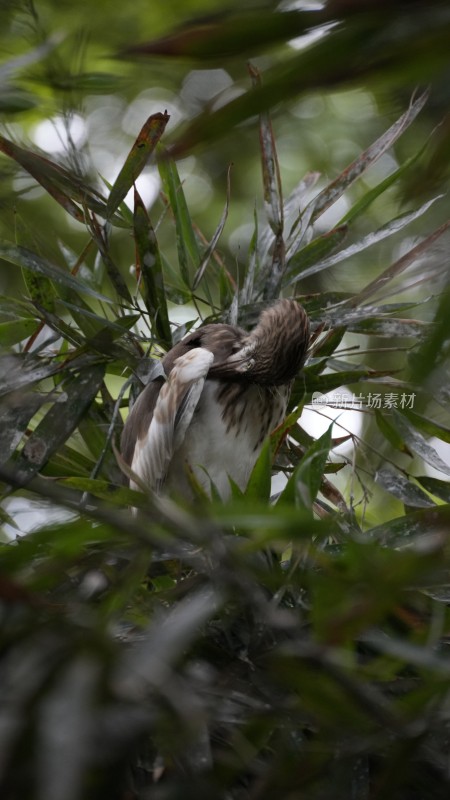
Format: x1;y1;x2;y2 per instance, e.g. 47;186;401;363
88;215;132;302
166;27;431;157
133;187;171;348
416;475;450;504
12;364;106;483
0;389;46;465
370;504;450;544
59;477;144;507
375;465;435;508
120;9;319;60
279;424;333;511
244;438;272;504
0;353;62;397
391;409;450;477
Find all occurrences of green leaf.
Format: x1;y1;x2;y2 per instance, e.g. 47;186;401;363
286;225;348;282
133;187;171;349
0;243;114;304
416;476;450;504
374;409;412;455
0;318;38;346
106;111;170;218
59;477;145;507
158;148;201;286
0;133;116;224
120;9;318;60
166;28;429;157
279;423;333;512
244;438;272;503
12;363;106;483
289;197;440;283
391;409;450;477
402;408;450;445
375;465;435;508
370;504;450;545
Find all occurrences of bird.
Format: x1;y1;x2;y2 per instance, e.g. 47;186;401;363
120;299;310;501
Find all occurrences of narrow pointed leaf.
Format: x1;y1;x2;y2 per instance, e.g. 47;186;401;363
416;476;450;504
0;243;114;303
280;424;333;511
158;148;201;285
374;410;413;455
192;165;232;290
120;10;320;60
0;390;46;465
59;477;145;507
391;409;450;477
309;91;428;223
245;438;272;503
106;111;170;218
354;217;450;305
13;364;106;483
375;465;435;508
286;225;348;282
0;319;38;346
167;28;430;158
289;197;440;282
88;215;132;302
402;409;450;444
0;133;114;223
133;187;171;348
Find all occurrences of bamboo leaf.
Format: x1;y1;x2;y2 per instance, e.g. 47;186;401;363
0;243;114;303
416;476;450;504
375;465;435;508
308;91;429;223
0;318;38;346
0;133;117;224
244;438;272;503
12;364;106;483
158;148;201;286
133;187;171;349
374;409;413;456
192;165;232;291
391;409;450;477
288;197;440;282
59;477;145;507
279;423;333;511
106;111;170;218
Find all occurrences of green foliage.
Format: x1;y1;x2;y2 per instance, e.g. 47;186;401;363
1;2;450;799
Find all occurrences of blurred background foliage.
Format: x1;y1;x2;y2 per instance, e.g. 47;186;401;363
1;0;450;798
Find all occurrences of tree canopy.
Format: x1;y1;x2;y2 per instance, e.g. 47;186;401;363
1;2;450;798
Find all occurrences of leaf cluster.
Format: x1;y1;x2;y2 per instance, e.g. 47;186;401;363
0;5;450;799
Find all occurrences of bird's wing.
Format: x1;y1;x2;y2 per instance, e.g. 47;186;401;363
130;347;214;493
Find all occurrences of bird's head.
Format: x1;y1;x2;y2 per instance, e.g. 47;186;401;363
211;299;310;386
